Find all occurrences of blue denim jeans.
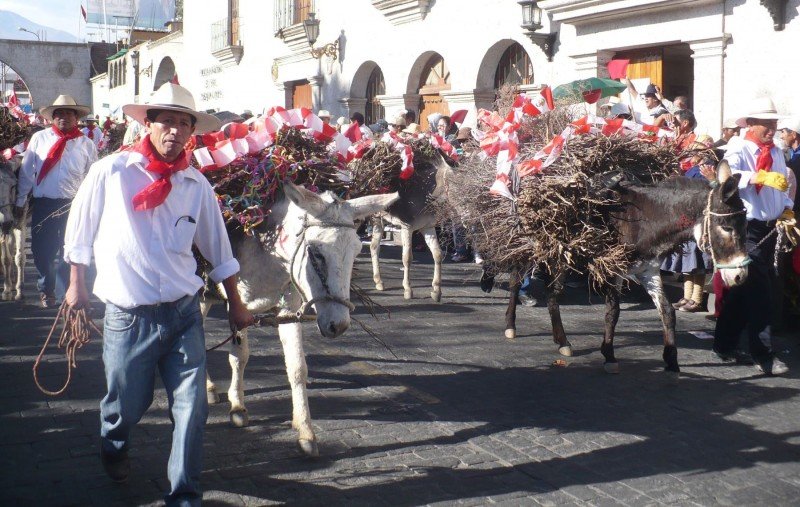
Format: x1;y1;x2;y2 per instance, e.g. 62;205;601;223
100;293;208;507
30;197;71;299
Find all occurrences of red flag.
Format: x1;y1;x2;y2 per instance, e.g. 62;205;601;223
81;5;87;21
7;90;18;107
582;89;603;104
343;121;362;142
450;109;468;125
607;59;630;80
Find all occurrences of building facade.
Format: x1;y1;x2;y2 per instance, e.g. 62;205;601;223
92;0;800;137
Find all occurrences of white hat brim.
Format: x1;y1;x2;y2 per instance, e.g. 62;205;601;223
122;103;222;134
735;112;782;128
40;104;91;122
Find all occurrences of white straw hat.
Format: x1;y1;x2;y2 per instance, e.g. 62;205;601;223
735;97;782;128
39;95;91;121
777;117;800;134
122;83;221;134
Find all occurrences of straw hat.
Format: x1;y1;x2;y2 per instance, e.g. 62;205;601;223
777;117;800;134
123;83;221;134
735;97;782;128
82;114;98;123
402;122;422;135
317;109;331;120
388;113;406;128
722;118;740;130
39;95;91;121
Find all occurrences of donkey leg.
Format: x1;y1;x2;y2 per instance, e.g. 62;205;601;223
505;268;520;339
638;269;679;376
601;283;622;374
546;273;572;356
401;226;414;300
278;321;318;457
13;226;25;301
422;227;442;302
370;216;384;291
0;238;11;301
199;301;221;405
227;328;251;427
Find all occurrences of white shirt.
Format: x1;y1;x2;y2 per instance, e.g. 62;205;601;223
16;127;98;206
724;138;794;221
63;150;240;308
81;126;104;151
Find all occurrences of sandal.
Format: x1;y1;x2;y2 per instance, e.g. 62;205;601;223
671;298;689;310
679;300;702;312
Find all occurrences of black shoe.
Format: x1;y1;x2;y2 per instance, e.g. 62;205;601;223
479;273;495;293
100;448;130;483
714;349;755;365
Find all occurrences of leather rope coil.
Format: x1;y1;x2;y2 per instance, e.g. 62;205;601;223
33;301;103;396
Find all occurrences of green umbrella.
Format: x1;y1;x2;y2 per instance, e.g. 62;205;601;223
553;77;627;104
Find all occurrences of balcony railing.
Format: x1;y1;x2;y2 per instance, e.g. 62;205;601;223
211;18;230;51
274;0;314;35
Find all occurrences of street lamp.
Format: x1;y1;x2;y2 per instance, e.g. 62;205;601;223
18;27;41;41
303;12;339;61
518;0;557;62
130;50;140;98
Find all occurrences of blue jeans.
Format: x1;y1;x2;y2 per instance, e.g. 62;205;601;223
30;197;71;298
100;293;208;507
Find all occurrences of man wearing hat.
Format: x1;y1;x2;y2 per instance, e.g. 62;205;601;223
778;117;800;174
713;118;741;149
713;97;794;376
316;109;332;125
81;115;104;151
625;79;669;125
14;94;97;308
63;83;253;504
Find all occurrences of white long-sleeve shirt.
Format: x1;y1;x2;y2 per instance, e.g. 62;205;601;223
63;150;240;308
80;126;104;151
724;138;794;222
16;127;97;206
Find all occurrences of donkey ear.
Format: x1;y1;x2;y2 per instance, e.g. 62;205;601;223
283;181;329;217
717;160;732;184
345;192;400;221
721;173;742;202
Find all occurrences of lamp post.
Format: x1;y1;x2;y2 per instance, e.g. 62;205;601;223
18;27;41;41
130;50;140;98
518;0;557;62
303;12;339;61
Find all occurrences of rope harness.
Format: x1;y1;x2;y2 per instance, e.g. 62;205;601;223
698;188;750;270
33;301;102;396
209;213;357;352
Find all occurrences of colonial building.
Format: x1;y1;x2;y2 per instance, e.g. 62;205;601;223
91;0;800;136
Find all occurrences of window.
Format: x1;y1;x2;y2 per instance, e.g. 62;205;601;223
418;54;450;94
365;66;385;125
494;43;533;89
274;0;315;33
293;0;312;24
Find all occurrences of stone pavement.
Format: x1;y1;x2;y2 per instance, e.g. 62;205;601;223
2;244;800;506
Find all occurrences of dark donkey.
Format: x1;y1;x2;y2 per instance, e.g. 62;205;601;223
504;161;749;376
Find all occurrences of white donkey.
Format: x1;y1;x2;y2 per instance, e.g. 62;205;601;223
369;153;452;302
0;159;26;301
203;182;398;457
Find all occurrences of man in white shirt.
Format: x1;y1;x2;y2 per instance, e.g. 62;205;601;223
80;115;104;151
713;97;794;376
14;95;97;307
63;83;253;505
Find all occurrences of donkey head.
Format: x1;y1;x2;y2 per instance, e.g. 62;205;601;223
0;162;17;225
704;161;748;287
283;182;399;338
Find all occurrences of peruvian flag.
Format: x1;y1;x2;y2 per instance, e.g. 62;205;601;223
343;121;363;142
528;86;555;116
81;4;87;22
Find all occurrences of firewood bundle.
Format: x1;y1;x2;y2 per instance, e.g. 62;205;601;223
0;107;29;151
348;136;444;197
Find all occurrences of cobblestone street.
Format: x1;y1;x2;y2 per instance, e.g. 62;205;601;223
2;245;800;506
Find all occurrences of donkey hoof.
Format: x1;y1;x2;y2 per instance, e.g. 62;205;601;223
664;369;680;383
1;292;10;301
297;438;319;458
229;409;249;427
430;290;441;303
375;282;384;291
14;293;23;302
207;390;220;405
558;345;573;357
403;289;413;300
603;362;620;374
504;328;516;340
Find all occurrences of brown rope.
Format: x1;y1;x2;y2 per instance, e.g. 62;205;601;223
33;301;103;396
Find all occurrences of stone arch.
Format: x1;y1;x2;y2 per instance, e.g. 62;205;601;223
406;50;446;95
350;60;380;99
0;60;33;109
153;56;176;91
476;39;531;91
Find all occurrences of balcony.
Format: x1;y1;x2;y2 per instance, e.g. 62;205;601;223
371;0;431;25
210;17;243;67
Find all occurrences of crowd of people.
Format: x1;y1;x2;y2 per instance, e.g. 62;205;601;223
1;76;799;504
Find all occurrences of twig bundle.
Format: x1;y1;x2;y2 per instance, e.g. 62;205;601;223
348;136;442;197
0;107;29;151
100;124;126;156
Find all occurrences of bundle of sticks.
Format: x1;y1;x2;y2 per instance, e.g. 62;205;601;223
0;107;29;151
348;136;442;197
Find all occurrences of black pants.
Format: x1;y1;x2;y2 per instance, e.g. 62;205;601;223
713;219;776;362
31;197;71;298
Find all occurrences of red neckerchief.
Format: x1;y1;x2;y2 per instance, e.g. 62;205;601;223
37;126;83;184
130;135;189;211
745;131;774;193
87;127;94;140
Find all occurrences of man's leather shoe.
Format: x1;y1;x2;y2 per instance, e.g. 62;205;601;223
100;449;130;483
714;349;754;365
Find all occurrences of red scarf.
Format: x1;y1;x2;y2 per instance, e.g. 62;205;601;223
87;127;94;140
37;126;83;184
130;135;189;211
745;131;774;193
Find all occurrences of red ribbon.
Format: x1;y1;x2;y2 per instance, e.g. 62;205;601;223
130;135;189;211
37;126;84;184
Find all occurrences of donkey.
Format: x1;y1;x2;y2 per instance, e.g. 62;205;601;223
503;162;748;376
0;159;26;301
369;153;452;302
203;182;398;457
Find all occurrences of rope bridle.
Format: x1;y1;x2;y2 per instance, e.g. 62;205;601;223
699;188;751;270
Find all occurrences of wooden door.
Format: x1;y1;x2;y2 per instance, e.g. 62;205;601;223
419;95;449;131
615;48;663;91
417;54;451;131
291;80;312;109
